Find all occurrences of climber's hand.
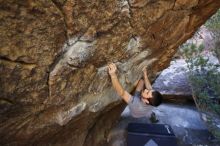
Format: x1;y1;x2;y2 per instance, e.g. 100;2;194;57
108;63;117;76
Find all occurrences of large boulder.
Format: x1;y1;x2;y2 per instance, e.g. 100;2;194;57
0;0;220;145
152;59;192;102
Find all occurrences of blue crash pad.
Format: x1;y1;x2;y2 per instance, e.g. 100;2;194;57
127;123;178;146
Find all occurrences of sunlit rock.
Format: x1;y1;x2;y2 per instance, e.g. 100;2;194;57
0;0;220;145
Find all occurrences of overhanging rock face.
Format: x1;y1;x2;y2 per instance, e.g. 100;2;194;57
0;0;220;145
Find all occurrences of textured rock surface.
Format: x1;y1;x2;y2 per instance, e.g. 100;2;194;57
0;0;220;145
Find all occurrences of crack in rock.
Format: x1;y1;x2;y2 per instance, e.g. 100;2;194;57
0;56;36;69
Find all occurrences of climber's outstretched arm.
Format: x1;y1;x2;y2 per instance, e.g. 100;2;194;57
108;63;132;103
142;67;153;90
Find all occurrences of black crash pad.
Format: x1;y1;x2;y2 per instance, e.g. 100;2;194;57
127;123;178;146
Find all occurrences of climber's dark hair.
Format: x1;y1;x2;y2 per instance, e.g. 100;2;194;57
149;91;163;106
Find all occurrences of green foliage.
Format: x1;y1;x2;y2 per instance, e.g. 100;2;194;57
205;9;220;31
181;43;220;115
180;11;220;139
205;9;220;59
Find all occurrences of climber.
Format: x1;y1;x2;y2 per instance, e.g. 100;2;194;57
108;63;162;118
